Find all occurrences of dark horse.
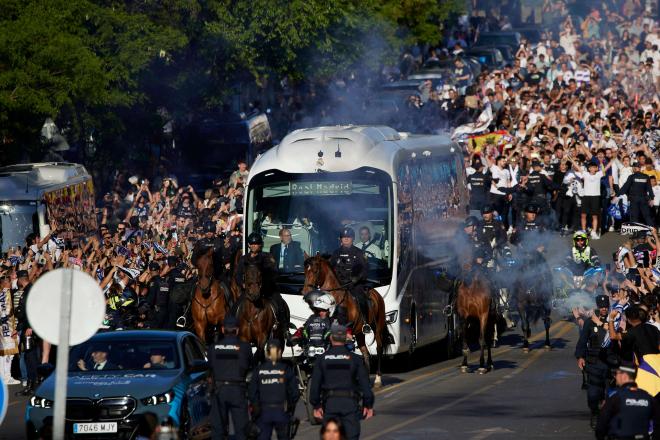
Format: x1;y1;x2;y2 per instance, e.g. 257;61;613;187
513;254;552;352
302;255;390;386
191;246;234;343
456;263;495;374
234;263;290;361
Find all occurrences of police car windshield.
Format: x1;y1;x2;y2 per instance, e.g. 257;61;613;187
247;169;393;287
68;340;180;372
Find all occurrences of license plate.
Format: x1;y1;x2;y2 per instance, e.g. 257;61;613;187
73;422;118;434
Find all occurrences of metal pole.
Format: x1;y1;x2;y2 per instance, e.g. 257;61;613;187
53;269;73;440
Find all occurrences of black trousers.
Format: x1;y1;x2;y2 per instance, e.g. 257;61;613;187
585;360;609;413
257;408;290;440
629;198;654;226
154;306;169;329
212;384;248;440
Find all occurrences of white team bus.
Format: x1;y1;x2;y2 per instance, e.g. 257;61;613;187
244;126;468;356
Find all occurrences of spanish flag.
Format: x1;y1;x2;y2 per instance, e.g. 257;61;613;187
637;354;660;397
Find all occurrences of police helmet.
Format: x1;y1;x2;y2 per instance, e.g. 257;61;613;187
247;232;263;245
339;227;355;239
464;216;479;228
303;289;326;308
480;205;494;215
313;293;336;317
524;204;540;214
573;230;589;246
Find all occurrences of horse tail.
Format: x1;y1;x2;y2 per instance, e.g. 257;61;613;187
371;290;392;356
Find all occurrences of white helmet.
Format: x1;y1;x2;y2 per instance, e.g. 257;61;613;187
313;293;336;317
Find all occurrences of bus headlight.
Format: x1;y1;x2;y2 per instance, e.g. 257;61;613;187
385;311;398;324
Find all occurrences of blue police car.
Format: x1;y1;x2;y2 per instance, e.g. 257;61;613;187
26;330;211;439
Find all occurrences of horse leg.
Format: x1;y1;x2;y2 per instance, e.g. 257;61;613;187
193;315;206;344
478;313;488;374
521;307;530;353
543;309;552;349
357;333;370;372
460;318;469;372
374;329;383;387
487;314;494;370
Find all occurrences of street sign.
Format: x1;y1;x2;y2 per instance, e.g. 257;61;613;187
0;375;7;426
26;269;105;346
26;268;105;440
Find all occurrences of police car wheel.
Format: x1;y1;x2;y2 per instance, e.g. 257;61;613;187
178;406;191;438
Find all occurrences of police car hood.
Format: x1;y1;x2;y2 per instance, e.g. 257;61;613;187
36;370;182;400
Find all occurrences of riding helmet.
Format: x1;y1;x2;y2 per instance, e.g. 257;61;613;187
480;205;494;215
524;203;540;214
464;216;479;228
247;232;263;245
573;230;588;246
595;295;610;309
313;293;337;316
339;227;355;239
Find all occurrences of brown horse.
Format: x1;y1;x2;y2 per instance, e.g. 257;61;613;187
513;257;552;352
191;246;232;343
302;255;390;386
456;265;495;374
235;263;289;361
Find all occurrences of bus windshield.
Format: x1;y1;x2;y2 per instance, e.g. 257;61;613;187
0;202;37;252
247;168;393;288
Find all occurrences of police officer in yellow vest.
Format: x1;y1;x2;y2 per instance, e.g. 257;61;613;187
565;230;601;276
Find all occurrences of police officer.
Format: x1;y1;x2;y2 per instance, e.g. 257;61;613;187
459;216;493;269
521;159;554;224
234;232;286;324
199;220;226;280
248;339;298;440
479;205;512;264
330;228;370;331
595;361;660;440
467;160;491;215
168;261;192;329
565;230;601;276
209;315;253;440
309;323;374;440
510;203;545;253
152;261;170;329
139;261;163;328
575;294;613;428
617;161;654;225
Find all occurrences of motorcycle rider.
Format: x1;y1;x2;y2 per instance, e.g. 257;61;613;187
290;292;333;351
565;230;601;276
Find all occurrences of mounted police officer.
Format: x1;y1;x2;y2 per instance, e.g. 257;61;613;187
521;159;554;226
565;230;601;276
479;205;512;266
575;294;614;428
248;339;299;440
309;323;374;440
209;315;253;440
330;228;370;332
457;216;493;277
595;361;660;440
235;232;287;326
198;220;227;280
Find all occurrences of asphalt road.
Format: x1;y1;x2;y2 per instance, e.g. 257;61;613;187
1;230;626;439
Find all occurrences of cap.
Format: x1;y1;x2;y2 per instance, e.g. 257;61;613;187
148;261;161;271
204;221;216;233
617;360;637;375
339;227;355;239
632;161;641;168
531;159;542;167
223;315;239;330
480;205;494;214
247;232;263;245
464;216;479;228
266;338;283;350
472;160;484;169
16;270;29;279
330;322;347;341
595;294;610;308
524;204;540;214
166;256;179;267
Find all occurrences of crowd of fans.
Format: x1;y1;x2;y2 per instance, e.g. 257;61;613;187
0;162;249;393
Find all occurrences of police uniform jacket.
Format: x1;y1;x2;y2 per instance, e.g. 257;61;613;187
618;172;653;201
248;360;298;412
309;345;374;412
595;382;660;440
234;252;276;287
467;171;491;210
523;170;554;206
479;219;511;257
303;315;331;347
209;334;253;384
330;246;368;286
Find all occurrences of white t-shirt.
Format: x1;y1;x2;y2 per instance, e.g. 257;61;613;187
489;166;511;195
653;185;660;206
577;169;603;196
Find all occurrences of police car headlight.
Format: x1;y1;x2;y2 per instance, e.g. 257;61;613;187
385;311;398;324
141;390;175;406
29;396;53;408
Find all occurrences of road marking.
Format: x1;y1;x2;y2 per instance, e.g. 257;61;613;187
373;320;568;396
361;323;574;440
297;321;573;436
466;427;515;440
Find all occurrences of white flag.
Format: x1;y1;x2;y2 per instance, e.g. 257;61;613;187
451;104;493;140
